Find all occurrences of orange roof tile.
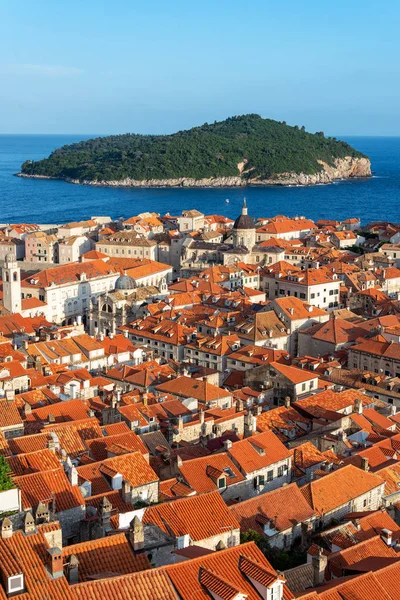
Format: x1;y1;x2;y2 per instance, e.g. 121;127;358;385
178;452;245;494
143;490;239;541
300;464;385;515
230;482;316;535
228;430;291;473
62;533;150;581
13;467;85;512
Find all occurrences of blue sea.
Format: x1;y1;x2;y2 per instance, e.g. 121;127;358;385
0;134;399;225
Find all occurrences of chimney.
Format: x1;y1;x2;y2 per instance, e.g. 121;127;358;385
122;480;132;503
223;439;233;451
236;399;244;412
284;396;291;409
68;466;78;486
1;517;13;539
381;528;393;547
199;409;205;424
176;455;183;469
23;402;32;418
129;516;144;551
354;397;363;414
361;456;369;471
178;414;184;432
98;496;112;532
24;512;35;534
69;383;77;399
312;547;327;587
66;554;79;585
46;547;64;579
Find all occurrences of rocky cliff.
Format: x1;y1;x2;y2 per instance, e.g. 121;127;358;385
17;156;371;188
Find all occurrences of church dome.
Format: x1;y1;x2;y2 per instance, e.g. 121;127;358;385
4;253;14;263
115;273;136;291
233;199;255;230
233;213;255;230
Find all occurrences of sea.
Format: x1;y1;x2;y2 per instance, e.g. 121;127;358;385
0;134;399;225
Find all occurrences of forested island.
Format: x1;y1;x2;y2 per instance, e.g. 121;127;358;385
18;114;371;187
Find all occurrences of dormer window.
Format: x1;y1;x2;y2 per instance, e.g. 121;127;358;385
218;476;226;489
7;574;25;595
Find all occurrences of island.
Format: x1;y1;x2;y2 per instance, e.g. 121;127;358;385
18;114;371;187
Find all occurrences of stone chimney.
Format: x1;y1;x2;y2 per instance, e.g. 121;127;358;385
24;512;36;534
46;547;64;579
381;528;393;547
178;414;184;432
354;397;363;414
284;396;291;409
129;516;144;551
1;517;13;539
254;405;262;416
35;501;50;523
312;547;327;587
223;439;233;451
68;466;78;487
122;480;132;503
361;457;369;471
236;399;244;412
66;554;79;584
98;496;112;532
23;402;32;418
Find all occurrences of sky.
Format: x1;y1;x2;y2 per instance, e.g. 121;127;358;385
0;0;399;135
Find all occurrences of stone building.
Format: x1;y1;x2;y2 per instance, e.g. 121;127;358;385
89;273;165;336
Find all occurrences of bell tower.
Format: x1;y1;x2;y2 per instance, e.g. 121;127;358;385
2;254;21;313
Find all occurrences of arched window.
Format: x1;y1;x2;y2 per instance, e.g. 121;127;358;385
13;272;17;282
5;272;9;282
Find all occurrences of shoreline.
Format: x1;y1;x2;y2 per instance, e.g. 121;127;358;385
15;172;372;189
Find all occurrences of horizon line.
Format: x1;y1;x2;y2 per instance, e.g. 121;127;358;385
1;132;400;138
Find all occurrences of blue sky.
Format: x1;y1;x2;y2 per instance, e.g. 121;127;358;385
0;0;398;135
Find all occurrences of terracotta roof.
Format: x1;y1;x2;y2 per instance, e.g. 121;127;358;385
300;464;385;515
7;448;61;476
178;452;245;494
143;490;239;541
228;430;291;474
155;376;231;403
22;259;115;288
0;399;23;429
62;533;150;582
77;451;158;495
13;467;85;512
328;534;397;575
85;432;148;461
350;338;400;360
159;478;196;501
0;523;76;600
230;482;316;535
72;567;178;600
270;361;319;384
25;399;91;429
165;542;290;600
273;296;328;320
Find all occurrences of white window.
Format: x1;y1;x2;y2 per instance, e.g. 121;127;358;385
8;575;24;594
